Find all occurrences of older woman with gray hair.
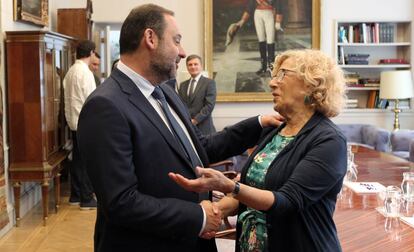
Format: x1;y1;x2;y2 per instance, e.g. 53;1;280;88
170;49;348;252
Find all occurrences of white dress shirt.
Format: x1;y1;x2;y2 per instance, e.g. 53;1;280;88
63;60;96;131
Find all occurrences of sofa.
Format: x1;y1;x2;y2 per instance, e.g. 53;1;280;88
337;124;390;152
390;130;414;162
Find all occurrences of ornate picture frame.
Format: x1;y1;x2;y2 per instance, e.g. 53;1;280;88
204;0;320;102
14;0;49;26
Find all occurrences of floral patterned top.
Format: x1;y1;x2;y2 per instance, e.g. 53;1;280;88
239;133;294;252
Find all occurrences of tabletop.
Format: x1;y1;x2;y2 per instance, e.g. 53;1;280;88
335;145;414;252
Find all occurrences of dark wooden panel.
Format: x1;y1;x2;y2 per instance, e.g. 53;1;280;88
57;9;91;40
5;31;72;226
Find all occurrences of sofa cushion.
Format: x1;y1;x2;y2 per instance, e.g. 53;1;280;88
391;130;414;151
338;124;363;143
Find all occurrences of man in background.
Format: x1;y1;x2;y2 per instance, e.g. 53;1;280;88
178;55;216;135
63;40;97;210
89;52;101;87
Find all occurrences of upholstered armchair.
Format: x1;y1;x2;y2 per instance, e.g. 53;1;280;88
337;124;391;152
390;130;414;162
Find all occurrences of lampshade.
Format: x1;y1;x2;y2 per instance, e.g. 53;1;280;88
380;70;414;99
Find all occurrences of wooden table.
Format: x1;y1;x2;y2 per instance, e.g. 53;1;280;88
335;146;414;251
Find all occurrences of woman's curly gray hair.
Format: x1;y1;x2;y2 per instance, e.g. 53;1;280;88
272;49;347;118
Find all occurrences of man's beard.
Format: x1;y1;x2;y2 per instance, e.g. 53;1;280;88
151;60;176;81
150;46;177;82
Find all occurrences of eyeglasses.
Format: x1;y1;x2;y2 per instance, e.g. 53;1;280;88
273;69;296;81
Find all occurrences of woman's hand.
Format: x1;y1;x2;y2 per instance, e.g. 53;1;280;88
260;113;285;128
169;167;235;193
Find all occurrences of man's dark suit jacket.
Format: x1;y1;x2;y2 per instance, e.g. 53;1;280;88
179;75;216;135
77;68;264;252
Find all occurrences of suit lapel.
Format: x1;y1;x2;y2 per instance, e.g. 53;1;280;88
110;69;195;172
179;80;191;104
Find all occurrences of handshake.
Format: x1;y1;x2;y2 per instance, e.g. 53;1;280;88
199;200;226;239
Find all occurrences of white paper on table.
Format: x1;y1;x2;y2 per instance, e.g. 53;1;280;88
401;216;414;229
343;181;386;194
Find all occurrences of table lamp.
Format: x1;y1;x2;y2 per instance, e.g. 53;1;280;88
380;70;414;131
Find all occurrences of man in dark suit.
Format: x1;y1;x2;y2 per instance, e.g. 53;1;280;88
179;55;216;135
77;4;281;252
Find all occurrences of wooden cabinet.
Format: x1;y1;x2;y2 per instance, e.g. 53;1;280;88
5;31;73;226
57;8;93;40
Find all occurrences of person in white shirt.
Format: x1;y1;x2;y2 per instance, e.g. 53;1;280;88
63;40;97;210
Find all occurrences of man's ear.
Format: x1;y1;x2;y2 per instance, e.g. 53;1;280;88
143;28;158;50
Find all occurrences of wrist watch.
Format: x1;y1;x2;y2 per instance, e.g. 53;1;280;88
231;181;240;196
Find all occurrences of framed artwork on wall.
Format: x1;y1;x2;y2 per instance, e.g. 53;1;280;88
14;0;49;26
204;0;320;102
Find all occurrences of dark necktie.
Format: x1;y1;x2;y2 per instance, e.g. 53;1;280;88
152;86;202;168
188;79;196;99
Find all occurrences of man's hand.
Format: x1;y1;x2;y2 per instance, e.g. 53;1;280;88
169;167;234;193
191;118;198;125
260;113;285;128
199;201;222;239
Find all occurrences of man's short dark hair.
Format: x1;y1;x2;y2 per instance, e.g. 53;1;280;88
186;54;203;65
76;40;95;59
119;4;174;55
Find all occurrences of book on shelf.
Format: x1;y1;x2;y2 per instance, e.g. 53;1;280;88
366;90;378;108
346;99;358;108
338;26;348;43
338;46;345;65
379;23;395;43
346;83;380;88
345;54;370;65
338;22;397;44
354;25;360;43
361;23;367;43
379;59;408;64
347;53;370;58
363;83;380;87
346;83;364;88
348;25;353;43
359;78;380;86
346;61;369;65
377;99;388;109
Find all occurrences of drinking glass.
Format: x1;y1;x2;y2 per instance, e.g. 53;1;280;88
384;186;402;232
401;172;414;217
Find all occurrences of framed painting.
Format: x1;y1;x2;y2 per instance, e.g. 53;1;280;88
204;0;320;102
14;0;49;26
